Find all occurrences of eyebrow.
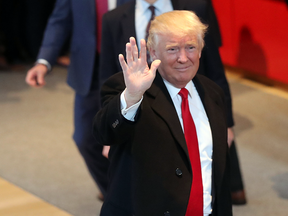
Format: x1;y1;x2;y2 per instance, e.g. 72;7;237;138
166;44;178;48
165;41;197;48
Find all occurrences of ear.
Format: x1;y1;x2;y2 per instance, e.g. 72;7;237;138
198;51;201;58
149;47;158;60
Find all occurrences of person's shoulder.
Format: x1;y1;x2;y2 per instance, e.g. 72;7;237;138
102;72;125;89
181;0;208;20
182;0;207;8
109;71;124;80
194;74;226;109
100;72;125;101
103;1;135;20
194;74;224;96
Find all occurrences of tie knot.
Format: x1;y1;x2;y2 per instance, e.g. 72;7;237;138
148;5;156;18
178;88;189;100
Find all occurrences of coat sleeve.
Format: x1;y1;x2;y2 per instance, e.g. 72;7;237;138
93;73;137;146
197;0;234;127
99;12;122;88
200;33;234;127
37;0;72;66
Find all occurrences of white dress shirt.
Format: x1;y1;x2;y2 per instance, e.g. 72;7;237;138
135;0;173;48
108;0;117;10
121;79;213;216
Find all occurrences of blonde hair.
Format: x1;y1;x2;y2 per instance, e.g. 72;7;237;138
147;10;208;51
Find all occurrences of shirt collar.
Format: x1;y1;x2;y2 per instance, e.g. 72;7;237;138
163;79;194;100
136;0;168;15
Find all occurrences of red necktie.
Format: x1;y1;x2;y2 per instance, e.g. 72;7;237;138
178;88;203;216
95;0;108;53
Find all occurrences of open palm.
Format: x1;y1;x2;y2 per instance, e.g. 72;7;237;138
119;37;161;107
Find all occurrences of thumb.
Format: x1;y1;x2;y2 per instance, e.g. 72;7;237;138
150;59;161;74
37;72;46;86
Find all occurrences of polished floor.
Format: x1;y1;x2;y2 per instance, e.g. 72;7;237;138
0;65;288;216
0;178;72;216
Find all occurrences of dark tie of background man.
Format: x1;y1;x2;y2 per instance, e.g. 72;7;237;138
145;6;156;42
145;5;156;64
179;88;203;216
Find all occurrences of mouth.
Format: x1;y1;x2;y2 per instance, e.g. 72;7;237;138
175;65;191;72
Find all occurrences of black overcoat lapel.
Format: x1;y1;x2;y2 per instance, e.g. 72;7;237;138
145;73;190;165
193;75;227;192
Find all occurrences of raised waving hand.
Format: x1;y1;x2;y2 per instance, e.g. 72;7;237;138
119;37;161;108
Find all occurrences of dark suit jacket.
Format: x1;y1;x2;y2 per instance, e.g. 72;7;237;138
206;0;222;47
93;72;232;216
37;0;98;96
99;0;234;126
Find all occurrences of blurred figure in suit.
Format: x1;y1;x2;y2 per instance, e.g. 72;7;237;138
25;0;126;200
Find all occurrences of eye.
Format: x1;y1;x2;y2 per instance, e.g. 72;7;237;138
187;46;195;51
167;47;178;53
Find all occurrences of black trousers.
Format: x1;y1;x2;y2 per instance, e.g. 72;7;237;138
73;55;109;197
230;140;244;191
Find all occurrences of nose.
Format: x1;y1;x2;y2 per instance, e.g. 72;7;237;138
177;49;188;63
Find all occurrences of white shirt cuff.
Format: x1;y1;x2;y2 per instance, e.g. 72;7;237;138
120;89;143;121
36;59;52;72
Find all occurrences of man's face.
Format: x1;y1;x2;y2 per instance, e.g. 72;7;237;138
150;33;201;88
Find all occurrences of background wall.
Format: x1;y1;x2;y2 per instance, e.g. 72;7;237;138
212;0;288;84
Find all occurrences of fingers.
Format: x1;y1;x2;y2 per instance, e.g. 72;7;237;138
102;146;110;159
139;39;147;64
37;72;46;86
25;69;35;86
130;37;138;61
126;42;133;65
25;64;47;87
227;127;234;148
119;54;128;72
120;37;149;72
126;37;139;66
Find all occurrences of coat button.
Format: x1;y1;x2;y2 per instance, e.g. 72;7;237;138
164;211;170;216
175;168;182;177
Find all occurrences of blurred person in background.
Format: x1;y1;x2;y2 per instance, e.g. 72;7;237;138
25;0;128;201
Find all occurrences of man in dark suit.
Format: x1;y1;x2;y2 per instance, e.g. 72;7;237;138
99;0;246;205
25;0;113;200
94;10;232;216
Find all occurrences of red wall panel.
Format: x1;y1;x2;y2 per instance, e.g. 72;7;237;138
212;0;288;84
